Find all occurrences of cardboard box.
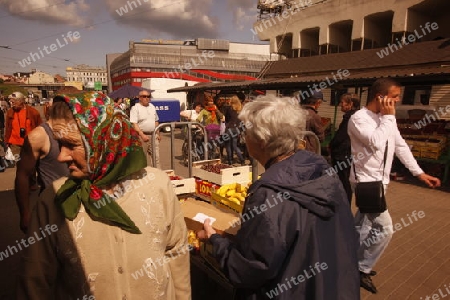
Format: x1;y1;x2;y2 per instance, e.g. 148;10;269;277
181;198;241;283
180;198;241;236
165;170;196;195
192;159;250;185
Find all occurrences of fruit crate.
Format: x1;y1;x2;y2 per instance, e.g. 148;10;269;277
165;170;196;195
192;159;251;185
210;183;248;214
420;150;442;160
404;135;447;159
403;135;429;147
194;178;220;201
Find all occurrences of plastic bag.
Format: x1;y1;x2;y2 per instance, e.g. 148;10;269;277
220;122;226;135
5;147;15;161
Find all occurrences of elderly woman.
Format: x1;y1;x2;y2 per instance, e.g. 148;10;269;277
199;95;359;300
17;92;191;299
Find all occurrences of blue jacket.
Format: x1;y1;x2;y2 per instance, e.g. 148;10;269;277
210;150;360;299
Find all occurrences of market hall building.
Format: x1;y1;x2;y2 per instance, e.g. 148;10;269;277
107;38;276;92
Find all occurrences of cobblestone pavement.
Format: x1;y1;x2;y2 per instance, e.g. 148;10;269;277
0;128;448;299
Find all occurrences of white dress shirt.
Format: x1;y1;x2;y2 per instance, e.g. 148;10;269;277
348;107;423;185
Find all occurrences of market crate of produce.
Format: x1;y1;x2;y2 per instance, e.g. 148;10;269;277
420;150;442;160
411;148;421;158
195;178;220;201
192;159;250;185
425;136;446;149
165;170;196;195
404;135;447;159
403;135;429;147
210;183;250;213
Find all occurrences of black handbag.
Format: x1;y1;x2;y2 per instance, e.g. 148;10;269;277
354;142;388;214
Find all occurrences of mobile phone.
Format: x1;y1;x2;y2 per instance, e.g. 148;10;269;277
378;95;386;100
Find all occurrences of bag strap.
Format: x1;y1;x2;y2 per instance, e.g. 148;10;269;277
353;141;388;182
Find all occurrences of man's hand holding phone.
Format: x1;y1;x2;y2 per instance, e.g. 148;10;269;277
378;95;396;116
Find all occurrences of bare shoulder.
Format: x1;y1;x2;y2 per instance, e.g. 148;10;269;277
27;126;48;148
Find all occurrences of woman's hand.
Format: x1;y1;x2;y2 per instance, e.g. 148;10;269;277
197;218;217;240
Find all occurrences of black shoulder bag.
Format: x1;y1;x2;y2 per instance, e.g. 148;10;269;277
353;142;388;214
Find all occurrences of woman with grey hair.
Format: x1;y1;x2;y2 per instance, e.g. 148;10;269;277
198;95;360;300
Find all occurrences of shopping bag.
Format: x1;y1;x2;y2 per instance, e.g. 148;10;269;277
5;147;15;161
220;122;226;135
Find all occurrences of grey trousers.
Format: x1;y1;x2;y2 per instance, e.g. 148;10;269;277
141;135;160;168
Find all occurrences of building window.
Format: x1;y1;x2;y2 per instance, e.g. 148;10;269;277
402;86;431;105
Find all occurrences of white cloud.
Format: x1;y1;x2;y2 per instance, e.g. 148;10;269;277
105;0;218;38
226;0;256;31
0;0;90;27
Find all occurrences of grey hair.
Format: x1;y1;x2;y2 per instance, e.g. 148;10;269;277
238;94;307;157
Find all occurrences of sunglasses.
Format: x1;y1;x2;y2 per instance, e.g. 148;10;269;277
140;95;150;98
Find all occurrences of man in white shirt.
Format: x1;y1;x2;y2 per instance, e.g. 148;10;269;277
130;90;161;168
348;78;440;294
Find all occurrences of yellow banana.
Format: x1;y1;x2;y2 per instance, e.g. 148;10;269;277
226;190;236;197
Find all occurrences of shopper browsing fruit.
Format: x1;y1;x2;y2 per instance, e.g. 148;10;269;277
198;95;360;300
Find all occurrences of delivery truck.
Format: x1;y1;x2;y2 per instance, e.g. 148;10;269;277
142;78;200;110
152;99;181;132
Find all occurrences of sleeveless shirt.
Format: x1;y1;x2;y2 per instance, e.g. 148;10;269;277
37;123;70;190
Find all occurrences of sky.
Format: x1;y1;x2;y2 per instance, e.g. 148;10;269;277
0;0;265;76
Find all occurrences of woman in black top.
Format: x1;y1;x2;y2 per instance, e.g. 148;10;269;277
225;96;245;165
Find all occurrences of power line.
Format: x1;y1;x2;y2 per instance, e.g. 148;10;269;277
0;47;78;72
1;45;75;63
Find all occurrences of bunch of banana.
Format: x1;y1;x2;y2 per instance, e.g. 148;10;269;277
216;183;248;205
187;230;200;250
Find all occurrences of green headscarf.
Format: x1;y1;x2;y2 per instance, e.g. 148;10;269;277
55;92;146;234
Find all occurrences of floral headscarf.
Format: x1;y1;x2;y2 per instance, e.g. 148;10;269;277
55;92;146;234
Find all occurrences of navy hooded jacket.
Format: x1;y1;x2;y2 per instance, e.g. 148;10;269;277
210;150;360;300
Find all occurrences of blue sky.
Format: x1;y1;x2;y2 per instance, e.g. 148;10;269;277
0;0;264;76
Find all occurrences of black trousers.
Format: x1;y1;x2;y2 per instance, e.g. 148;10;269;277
332;159;353;204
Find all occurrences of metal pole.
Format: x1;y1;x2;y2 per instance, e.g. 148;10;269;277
153;121;205;175
170;122;175;170
187;122;193;177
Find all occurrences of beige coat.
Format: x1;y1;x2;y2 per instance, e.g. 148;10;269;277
17;167;191;300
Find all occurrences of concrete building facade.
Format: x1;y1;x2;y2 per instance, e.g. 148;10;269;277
253;0;449;58
109;38;275;91
66;64;107;89
27;71;55;84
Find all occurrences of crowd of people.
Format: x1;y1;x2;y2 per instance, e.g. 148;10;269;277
0;78;443;299
180;93;251;165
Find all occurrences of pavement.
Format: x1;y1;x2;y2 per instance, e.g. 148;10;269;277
0;126;449;299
